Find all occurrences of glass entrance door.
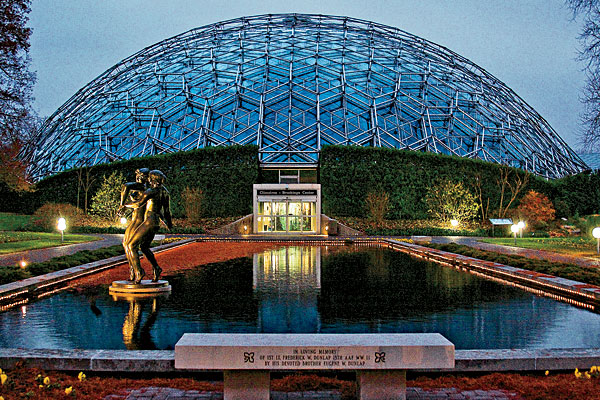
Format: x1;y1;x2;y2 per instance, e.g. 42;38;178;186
258;201;316;233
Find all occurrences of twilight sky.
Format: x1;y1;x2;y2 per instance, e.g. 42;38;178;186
28;0;586;149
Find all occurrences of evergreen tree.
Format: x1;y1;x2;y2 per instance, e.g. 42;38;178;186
90;171;125;221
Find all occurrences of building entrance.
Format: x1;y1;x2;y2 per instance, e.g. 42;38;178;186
253;183;321;235
257;201;316;233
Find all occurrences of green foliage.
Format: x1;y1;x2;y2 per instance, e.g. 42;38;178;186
0;212;33;230
552;171;600;217
320;146;545;220
366;227;487;236
25;245;125;280
181;186;204;223
13;145;259;217
425;179;478;223
89;171;125;221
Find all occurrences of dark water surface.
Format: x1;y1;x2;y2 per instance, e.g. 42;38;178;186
2;246;600;350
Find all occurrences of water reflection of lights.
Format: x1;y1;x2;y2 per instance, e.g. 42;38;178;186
253;247;321;290
253;246;322;332
21;305;26;317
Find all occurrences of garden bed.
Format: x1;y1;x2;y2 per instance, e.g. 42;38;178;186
425;242;600;286
0;364;598;399
334;217;485;236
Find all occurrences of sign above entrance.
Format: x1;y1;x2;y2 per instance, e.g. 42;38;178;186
258;189;318;196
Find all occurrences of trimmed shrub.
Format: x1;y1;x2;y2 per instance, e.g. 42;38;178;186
31;203;82;232
27;145;259;218
425;179;479;223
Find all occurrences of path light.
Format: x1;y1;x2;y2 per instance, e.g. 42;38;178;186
57;217;66;243
19;260;27;268
593;227;600;255
243;225;248;234
120;217;128;225
511;224;519;246
450;219;459;228
517;221;525;238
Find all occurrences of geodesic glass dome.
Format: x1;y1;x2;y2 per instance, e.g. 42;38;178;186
29;13;588;180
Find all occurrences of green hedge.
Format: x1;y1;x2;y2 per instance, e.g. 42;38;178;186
320;145;567;220
8;145;259;217
4;143;599;220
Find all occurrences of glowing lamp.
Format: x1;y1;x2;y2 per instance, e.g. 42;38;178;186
19;261;27;268
120;217;128;225
511;224;519;246
593;227;600;255
57;217;66;243
450;219;459;227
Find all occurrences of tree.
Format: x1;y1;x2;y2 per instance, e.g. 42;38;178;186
426;179;479;223
89;171;125;221
0;0;37;190
76;166;96;214
516;190;556;229
496;166;529;218
566;0;600;149
365;191;390;227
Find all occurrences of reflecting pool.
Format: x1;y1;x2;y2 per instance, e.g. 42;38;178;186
2;246;600;350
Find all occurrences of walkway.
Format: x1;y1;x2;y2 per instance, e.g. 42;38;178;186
431;236;600;269
0;234;123;266
105;386;522;399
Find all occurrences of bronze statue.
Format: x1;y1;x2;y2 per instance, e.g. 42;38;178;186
123;170;173;284
118;168;150;281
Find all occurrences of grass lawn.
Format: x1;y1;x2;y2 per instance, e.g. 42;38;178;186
0;232;98;254
0;212;34;230
480;237;599;258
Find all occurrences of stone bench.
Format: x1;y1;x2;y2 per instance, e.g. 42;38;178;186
174;333;454;400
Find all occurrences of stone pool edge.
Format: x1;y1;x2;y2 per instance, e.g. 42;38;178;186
384;239;600;310
0;348;597;373
0;239;196;308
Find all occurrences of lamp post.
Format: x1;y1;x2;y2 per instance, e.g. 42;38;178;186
593;227;600;255
517;221;525;239
57;218;66;243
511;224;519;246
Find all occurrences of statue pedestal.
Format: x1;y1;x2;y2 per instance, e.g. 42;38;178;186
109;280;171;295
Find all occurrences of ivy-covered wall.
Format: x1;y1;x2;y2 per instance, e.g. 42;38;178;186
8;145;259;217
319;145;558;219
3;143;599;220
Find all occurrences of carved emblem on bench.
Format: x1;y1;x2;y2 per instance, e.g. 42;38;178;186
243;352;255;363
374;352;386;363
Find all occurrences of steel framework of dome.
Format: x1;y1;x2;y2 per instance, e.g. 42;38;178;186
29;13;588;180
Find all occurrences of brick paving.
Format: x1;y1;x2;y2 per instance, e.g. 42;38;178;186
104;386;523;399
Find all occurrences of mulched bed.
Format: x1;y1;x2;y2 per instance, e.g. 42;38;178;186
0;365;599;399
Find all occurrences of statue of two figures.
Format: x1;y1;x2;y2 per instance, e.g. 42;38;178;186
117;168;173;285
